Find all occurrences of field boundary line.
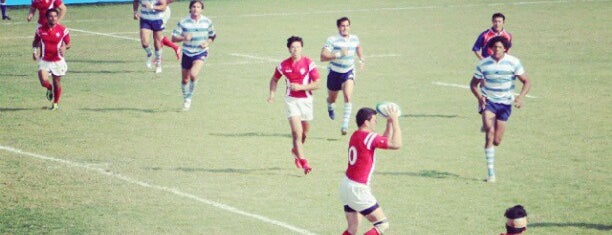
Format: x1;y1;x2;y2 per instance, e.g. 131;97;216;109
433;81;537;98
69;28;140;42
0;144;318;235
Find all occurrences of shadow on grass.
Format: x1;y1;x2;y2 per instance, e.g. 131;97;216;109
0;73;29;77
530;222;612;231
209;132;340;141
0;107;43;112
70;70;141;74
401;114;459;118
70;59;129;64
378;169;480;181
81;107;169;113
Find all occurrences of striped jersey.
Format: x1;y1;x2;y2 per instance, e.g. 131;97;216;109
138;0;165;21
473;54;525;105
345;130;389;185
323;33;360;73
172;15;216;57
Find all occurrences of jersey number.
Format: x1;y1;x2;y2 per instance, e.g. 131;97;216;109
348;146;357;165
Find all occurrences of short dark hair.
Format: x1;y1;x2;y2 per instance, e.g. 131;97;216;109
189;0;204;9
286;36;303;48
46;8;59;18
487;36;510;50
356;108;377;127
492;12;505;21
504;205;527;219
336;17;351;27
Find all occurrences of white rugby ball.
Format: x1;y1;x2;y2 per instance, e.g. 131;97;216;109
376;102;402;117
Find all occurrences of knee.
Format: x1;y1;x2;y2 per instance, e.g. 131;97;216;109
493;138;502;146
374;218;389;234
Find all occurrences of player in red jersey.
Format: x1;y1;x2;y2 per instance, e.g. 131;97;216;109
340;107;402;235
500;205;528;235
267;36;321;175
32;8;70;110
472;12;512;60
27;0;67;25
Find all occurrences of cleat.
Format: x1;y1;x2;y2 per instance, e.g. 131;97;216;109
182;98;192;111
485;176;496;183
3;16;11;20
341;127;347;135
291;148;302;168
300;159;312;174
146;54;153;69
155;65;162;73
50;103;59;111
46;89;53;101
328;109;335;120
175;47;182;60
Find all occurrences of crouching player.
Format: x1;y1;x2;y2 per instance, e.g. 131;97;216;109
340;106;402;235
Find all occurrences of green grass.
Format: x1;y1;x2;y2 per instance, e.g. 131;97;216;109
1;0;611;234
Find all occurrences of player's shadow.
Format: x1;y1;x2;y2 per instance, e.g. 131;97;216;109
401;114;459;118
81;107;169;113
209;132;339;141
0;107;42;112
377;169;479;181
530;222;612;231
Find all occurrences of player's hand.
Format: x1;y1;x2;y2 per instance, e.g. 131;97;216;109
32;52;38;61
27;14;33;22
289;83;303;91
358;60;365;71
514;96;523;109
386;106;399;121
184;33;192;41
341;48;349;57
143;3;154;9
479;95;486;111
200;41;209;49
133;11;140;20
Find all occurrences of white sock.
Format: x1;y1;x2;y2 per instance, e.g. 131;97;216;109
342;102;352;128
485;147;495;177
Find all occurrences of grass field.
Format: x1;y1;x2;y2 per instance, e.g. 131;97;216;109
1;0;611;234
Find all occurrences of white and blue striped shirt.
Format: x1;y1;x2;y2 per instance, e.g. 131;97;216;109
139;0;164;21
473;54;525;105
323;34;360;73
172;15;216;57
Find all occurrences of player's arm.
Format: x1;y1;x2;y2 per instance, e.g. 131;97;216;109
470;77;486;110
472;33;485;60
290;79;320;92
267;76;279;103
320;48;337;62
32;34;40;60
57;3;67;23
473;50;483;60
385;107;402;150
132;0;140;19
514;73;531;109
152;0;167;12
356;44;364;70
27;5;36;21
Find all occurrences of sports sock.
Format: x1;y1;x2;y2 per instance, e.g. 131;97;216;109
155;50;162;65
143;46;152;57
1;3;7;18
53;84;62;103
328;102;335;111
341;230;352;235
41;80;52;90
363;227;380;235
342;102;352;128
485;147;495;177
188;80;198;98
181;83;189;99
161;36;179;51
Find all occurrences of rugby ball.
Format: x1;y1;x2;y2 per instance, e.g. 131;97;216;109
376;102;402;117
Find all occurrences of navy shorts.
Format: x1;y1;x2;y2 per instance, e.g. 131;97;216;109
181;51;208;69
326;69;354;91
480;101;512;121
140;19;164;32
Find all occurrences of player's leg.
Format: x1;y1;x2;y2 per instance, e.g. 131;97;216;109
343;209;361;235
340;78;355;135
38;69;53;101
140;26;153;68
187;59;204;98
181;68;191;111
152;30;164;73
493;120;507;146
301;121;309;144
289;116;311;174
363;207;389;235
1;0;10;20
482;109;497;182
50;75;62;110
327;89;339;119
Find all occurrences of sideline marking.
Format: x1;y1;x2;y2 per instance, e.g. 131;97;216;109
0;144;317;235
69;28;140;42
433;81;537;98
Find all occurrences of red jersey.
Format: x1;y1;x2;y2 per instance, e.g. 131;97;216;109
272;56;320;98
345;130;389;185
34;23;70;62
31;0;63;25
472;28;512;58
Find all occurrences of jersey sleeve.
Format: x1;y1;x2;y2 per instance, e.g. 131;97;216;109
472;31;486;52
372;135;389;150
208;21;216;39
308;61;320;81
63;28;70;45
272;64;283;80
514;60;525;76
473;64;484;79
323;36;334;52
172;21;183;37
54;0;63;7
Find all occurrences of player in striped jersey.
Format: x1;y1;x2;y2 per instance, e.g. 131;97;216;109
470;36;531;183
171;0;215;111
320;17;365;135
340;107;402;235
133;0;168;73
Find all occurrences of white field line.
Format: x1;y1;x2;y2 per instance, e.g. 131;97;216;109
433;81;537;98
228;53;280;63
0;144;317;235
69;28;140;42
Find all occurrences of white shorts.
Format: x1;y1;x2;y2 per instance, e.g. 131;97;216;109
339;176;378;212
39;59;68;76
285;96;313;121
